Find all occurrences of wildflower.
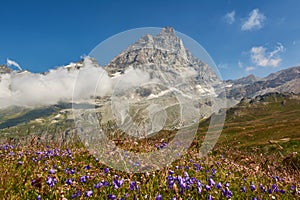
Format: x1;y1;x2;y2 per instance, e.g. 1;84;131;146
49;168;55;174
241;186;246;192
184;171;189;178
272;184;278;193
256;183;262;192
46;177;57;187
80;176;87;183
205;185;211;191
101;181;109;187
17;161;23;166
197;181;202;193
113;176;124;189
156;194;162;200
94;182;102;189
208;194;213;200
208;178;215;186
212;168;216;176
268;188;272;194
104;168;109;174
193;163;202;171
36;195;41;200
250;183;256;191
107;194;116;200
130;181;138;191
216;182;222;189
83;165;91;170
85;190;93;197
290;185;296;191
71;191;82;199
66;178;73;185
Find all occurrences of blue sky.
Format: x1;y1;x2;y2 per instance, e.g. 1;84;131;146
0;0;299;80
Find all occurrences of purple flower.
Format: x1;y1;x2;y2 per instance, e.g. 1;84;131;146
156;194;162;200
250;184;256;191
71;191;82;199
193;163;202;171
104;168;109;174
17;161;23;166
66;178;73;185
184;171;189;178
70;169;75;174
208;178;215;186
113;176;124;189
49;168;55;174
290;185;296;191
46;177;57;187
168;170;174;175
85;190;93;197
83;165;91;170
102;181;109;187
212;168;216;176
279;189;285;194
80;176;87;183
107;194;116;200
259;183;266;193
208;194;213;200
268;188;272;194
272;184;278;193
241;186;246;192
94;182;102;189
197;181;202;193
130;181;139;191
205;185;211;191
216;182;222;189
36;195;41;200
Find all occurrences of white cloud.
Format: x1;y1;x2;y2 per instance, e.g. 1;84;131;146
238;61;243;68
218;63;228;69
250;43;285;67
245;66;255;72
224;11;235;24
7;58;22;71
241;9;266;31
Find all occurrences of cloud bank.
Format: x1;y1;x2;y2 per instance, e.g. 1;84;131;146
0;57;152;108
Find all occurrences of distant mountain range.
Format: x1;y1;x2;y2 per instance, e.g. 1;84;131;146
224;66;300;99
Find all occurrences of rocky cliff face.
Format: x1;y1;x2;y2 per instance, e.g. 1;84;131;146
104;27;220;96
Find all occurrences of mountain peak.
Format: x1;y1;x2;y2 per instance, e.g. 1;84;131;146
159;26;175;36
